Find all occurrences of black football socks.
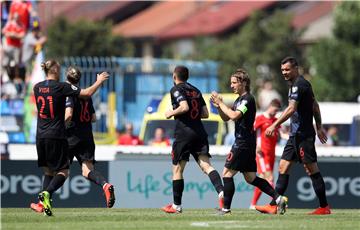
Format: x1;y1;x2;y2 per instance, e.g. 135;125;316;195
42;175;53;191
223;177;235;210
46;174;67;196
88;170;107;187
250;176;278;199
208;170;224;194
270;174;289;205
173;179;184;205
310;172;328;208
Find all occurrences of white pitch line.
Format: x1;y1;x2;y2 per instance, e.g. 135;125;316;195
190;221;274;229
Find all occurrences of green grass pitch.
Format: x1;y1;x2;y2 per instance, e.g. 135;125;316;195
1;208;359;229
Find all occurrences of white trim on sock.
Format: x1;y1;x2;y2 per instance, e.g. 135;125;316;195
218;191;224;198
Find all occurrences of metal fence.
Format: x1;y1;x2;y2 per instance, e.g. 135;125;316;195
62;57;218;135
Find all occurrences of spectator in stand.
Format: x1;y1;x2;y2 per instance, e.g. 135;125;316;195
316;125;338;146
148;127;171;146
1;73;18;99
8;0;33;33
1;1;12;30
327;126;339;146
0;131;10;160
257;80;282;111
279;125;290;146
117;123;143;145
22;20;47;73
2;12;25;68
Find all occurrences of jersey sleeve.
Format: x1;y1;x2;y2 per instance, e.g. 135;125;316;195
235;98;249;115
89;98;95;114
170;87;186;103
65;96;74;108
254;115;263;130
199;93;206;107
62;83;81;97
289;81;302;102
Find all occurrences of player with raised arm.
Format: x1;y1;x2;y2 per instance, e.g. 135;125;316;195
64;66;115;208
31;60;108;216
161;66;224;213
255;56;331;215
210;69;287;215
250;99;281;209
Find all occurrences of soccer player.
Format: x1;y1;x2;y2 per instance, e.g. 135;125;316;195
63;66;115;208
255;57;331;215
161;66;224;213
210;69;287;215
250;99;281;209
31;60;109;216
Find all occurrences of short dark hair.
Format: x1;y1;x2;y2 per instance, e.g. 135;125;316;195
281;56;298;67
232;68;251;92
269;98;281;108
66;66;81;84
174;65;189;81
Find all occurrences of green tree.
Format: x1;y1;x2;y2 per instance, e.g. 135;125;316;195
46;17;134;59
194;10;302;96
309;1;360;101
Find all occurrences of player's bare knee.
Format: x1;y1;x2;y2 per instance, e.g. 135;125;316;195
263;171;273;181
57;169;69;178
172;164;184;178
42;167;54;176
243;172;256;184
200;163;213;175
304;163;319;175
82;169;90;178
223;168;237;178
82;161;93;178
278;160;292;174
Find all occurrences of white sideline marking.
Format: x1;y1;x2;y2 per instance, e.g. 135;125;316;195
190;221;273;228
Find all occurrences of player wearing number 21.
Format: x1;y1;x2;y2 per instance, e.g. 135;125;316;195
32;60;108;216
161;66;224;213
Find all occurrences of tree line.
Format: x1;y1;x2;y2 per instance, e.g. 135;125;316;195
46;2;360;102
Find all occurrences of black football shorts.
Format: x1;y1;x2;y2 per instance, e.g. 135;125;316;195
281;135;317;163
171;132;210;165
68;139;96;166
36;138;70;171
224;138;257;172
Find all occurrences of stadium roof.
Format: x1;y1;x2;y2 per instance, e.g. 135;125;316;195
112;1;212;38
158;1;276;40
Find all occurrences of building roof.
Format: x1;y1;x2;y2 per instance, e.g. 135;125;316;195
159;1;276;40
37;1;132;29
112;1;212;38
288;1;336;29
286;1;336;43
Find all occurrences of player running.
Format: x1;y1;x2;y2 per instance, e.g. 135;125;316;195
255;57;331;215
161;66;224;213
64;66;115;208
250;99;281;209
210;69;287;215
31;60;109;216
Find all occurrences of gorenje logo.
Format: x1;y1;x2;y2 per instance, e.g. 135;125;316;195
297;176;360;201
1;175;91;199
